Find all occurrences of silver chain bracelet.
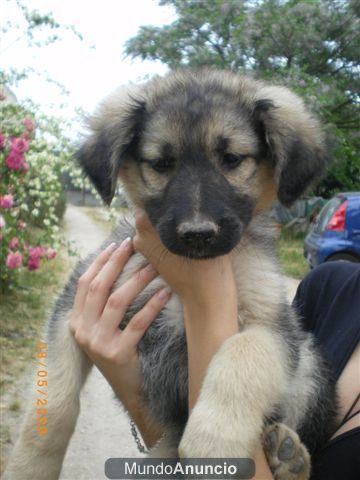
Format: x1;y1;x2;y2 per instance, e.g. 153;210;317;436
130;419;149;454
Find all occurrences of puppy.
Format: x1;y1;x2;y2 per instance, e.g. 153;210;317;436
4;70;337;480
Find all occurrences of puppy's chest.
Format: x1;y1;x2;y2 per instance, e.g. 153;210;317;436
232;252;284;327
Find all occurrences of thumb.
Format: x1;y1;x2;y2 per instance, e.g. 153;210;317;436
134;209;153;234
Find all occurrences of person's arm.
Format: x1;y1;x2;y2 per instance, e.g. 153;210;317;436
181;286;238;410
134;212;274;478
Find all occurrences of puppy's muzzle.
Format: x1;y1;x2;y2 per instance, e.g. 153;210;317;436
177;220;219;249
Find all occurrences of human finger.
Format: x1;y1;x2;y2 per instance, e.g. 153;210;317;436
83;237;133;320
71;242;117;321
99;262;159;332
133;211;165;267
134;209;153;233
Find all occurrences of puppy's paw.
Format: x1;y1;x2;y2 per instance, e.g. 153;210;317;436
263;423;310;480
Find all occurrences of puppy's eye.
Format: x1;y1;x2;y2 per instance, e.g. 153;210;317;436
150;158;173;173
222;153;247;170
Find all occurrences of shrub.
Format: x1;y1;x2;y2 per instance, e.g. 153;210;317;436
0;101;69;292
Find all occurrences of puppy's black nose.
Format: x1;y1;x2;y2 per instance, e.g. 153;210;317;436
178;221;218;248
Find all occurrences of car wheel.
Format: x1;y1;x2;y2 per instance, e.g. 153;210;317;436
326;252;360;263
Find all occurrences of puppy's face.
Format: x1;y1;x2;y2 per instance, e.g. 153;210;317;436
122;93;274;259
77;71;327;259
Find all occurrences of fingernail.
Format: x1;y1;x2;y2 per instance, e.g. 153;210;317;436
106;242;116;252
157;287;171;300
145;263;157;274
120;237;132;250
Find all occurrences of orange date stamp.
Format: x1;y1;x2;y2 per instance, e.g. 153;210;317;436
35;341;48;436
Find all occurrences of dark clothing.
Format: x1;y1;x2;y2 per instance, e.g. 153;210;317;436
293;262;360;480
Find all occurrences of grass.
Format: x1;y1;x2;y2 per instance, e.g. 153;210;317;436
0;254;70;395
0;251;71;472
277;228;310;279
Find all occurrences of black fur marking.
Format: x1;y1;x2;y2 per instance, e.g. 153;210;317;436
75;131;114;204
298;349;338;454
278;138;328;206
144;161;254;259
76;99;148;205
251;99;275;163
254;99;275;113
250;97;328;206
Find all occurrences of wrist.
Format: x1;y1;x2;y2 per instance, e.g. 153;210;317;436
182;283;238;319
182;292;238;410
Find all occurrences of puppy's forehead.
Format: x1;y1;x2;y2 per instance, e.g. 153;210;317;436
140;92;259;159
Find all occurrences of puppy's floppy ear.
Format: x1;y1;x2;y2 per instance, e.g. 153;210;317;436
76;87;147;205
254;86;328;206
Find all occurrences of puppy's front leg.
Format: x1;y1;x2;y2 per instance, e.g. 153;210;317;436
179;325;288;458
3;318;92;480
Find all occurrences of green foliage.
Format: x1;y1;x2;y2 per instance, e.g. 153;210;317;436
126;0;360;197
277;229;309;279
0;96;88;292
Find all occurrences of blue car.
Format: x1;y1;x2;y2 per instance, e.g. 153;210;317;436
304;192;360;268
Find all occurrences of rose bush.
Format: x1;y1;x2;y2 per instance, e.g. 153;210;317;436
0;100;74;292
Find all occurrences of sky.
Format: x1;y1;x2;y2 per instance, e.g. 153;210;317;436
1;0;177;130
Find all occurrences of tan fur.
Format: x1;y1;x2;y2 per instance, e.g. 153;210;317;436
179;326;289;458
254;163;278;213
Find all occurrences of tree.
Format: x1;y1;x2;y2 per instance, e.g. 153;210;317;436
125;0;360;197
1;0;82;89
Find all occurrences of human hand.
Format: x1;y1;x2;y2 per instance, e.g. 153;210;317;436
69;237;171;407
133;211;237;310
133;211;239;409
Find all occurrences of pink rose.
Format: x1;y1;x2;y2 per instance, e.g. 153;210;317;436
46;247;57;259
0;194;14;208
9;237;19;250
6;251;22;269
10;137;29;154
27;256;40;271
0;214;5;229
5;151;25;170
0;133;5;149
28;246;41;259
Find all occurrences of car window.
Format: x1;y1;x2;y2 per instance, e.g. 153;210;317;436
313;197;343;233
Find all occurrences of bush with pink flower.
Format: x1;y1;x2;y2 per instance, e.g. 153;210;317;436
0;101;72;292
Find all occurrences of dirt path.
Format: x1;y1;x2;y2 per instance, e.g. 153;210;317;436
60;205;141;480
